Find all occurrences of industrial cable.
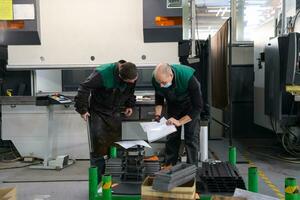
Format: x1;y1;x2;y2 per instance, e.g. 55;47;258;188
0;143;44;170
292;9;300;30
246;143;300;163
212;117;230;129
281;125;300;157
0;161;42;170
0;142;20;162
248;149;300;164
0;151;21;162
269;116;282;142
8;140;20;158
269;115;300;158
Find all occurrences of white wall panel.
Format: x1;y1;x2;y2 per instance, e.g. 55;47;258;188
8;0;179;68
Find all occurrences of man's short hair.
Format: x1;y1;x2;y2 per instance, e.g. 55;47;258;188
118;60;127;64
119;62;137;80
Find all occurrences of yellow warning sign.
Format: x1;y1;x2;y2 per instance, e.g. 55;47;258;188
102;181;112;190
0;0;13;20
285;186;299;194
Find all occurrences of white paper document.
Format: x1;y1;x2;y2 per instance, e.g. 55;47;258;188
115;140;151;149
13;4;35;20
233;188;280;200
140;117;177;142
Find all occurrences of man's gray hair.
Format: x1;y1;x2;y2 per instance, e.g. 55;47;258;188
154;63;172;81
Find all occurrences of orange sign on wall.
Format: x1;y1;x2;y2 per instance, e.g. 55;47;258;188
155;16;182;26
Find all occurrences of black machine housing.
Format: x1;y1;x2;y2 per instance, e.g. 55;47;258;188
264;32;300;125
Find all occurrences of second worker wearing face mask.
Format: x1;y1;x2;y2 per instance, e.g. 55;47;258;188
152;63;203;166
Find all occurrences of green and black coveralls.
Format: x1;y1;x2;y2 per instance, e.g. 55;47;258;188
74;63;136;175
152;64;203;165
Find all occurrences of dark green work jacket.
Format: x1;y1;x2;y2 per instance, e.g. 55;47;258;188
74;63;136;116
152;64;203;119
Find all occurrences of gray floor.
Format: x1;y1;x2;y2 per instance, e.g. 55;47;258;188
2;160;88;183
0;139;299;200
0;162;89;200
229;138;300;199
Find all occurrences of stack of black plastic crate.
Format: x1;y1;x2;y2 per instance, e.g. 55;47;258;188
144;160;160;177
121;145;145;182
197;161;246;194
105;158;123;182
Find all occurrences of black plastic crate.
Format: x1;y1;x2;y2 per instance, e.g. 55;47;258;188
122;173;145;182
196;161;246;194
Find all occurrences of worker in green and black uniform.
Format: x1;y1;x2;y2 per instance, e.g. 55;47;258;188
74;60;138;182
152;63;203;166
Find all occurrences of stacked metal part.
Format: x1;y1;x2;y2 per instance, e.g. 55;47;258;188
152;163;197;192
144;160;161;176
105;158;123;182
197;161;246;194
122;146;145;182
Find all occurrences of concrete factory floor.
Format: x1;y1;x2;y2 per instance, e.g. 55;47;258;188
0;138;299;200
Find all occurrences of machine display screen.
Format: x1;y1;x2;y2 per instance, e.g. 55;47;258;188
135;66;155;91
62;69;94;91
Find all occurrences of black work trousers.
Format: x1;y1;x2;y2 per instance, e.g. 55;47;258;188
89;109;121;183
165;115;200;166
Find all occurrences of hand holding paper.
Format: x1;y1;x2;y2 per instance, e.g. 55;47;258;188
140;117;177;142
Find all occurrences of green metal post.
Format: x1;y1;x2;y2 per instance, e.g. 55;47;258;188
248;167;259;193
229;146;236;165
89;167;99;200
285;177;299;200
102;174;112;200
110;146;117;158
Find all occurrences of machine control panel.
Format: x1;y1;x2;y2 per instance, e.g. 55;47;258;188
48;94;72;104
36;93;72;106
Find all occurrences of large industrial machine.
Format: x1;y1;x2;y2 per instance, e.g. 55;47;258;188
263;32;300;157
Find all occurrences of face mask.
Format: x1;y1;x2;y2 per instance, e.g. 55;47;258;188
162;82;172;88
126;82;135;86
